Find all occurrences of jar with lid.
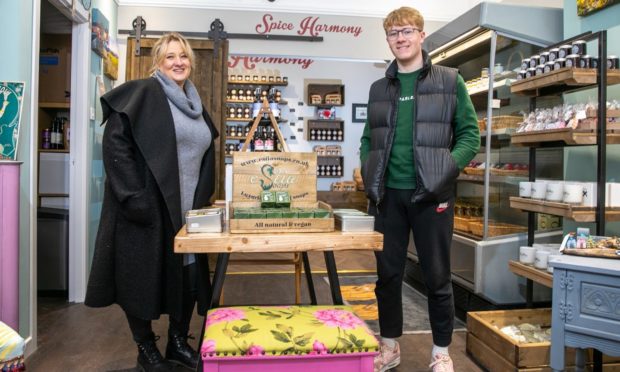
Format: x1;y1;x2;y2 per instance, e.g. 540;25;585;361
539;52;550;65
553;58;566;70
579;55;592;68
548;48;559;61
529;55;539;68
521;58;530;70
558;45;572;59
608;55;619;70
571;40;587;55
565;54;580;68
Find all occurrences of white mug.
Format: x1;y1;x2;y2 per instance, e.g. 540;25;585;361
582;182;597;207
534;250;551;269
519;246;537;265
563;183;583;204
546;182;564;202
519;182;533;198
531;181;548;200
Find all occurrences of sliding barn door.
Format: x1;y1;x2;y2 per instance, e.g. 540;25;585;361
126;37;228;200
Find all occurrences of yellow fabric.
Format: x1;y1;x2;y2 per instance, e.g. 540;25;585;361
203;305;378;357
0;321;25;362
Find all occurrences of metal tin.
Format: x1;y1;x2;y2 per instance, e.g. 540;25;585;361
529;55;539;68
565;54;580;68
579;55;591;68
608;55;619;70
186;207;223;233
558;44;572;59
333;209;375;232
553;58;566;70
535;64;545;76
591;57;599;69
539;52;550;64
521;58;530;70
548;48;559;61
544;61;554;73
571;40;587;55
525;67;537;78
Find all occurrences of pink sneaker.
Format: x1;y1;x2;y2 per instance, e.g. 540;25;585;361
374;341;400;372
429;353;454;372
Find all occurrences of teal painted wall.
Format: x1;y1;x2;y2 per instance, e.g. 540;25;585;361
0;0;35;336
88;1;118;269
563;0;620;235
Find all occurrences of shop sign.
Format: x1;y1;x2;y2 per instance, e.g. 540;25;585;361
0;82;25;160
255;13;363;38
229;55;314;70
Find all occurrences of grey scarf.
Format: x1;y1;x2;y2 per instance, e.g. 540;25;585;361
154;69;203;119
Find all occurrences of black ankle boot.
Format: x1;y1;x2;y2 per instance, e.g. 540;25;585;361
166;333;198;369
137;340;173;372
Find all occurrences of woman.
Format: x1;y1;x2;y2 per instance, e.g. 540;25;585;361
85;33;218;371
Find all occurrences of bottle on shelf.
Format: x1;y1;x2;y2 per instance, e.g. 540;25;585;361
42;128;51;149
254;126;265;152
264;126;274;151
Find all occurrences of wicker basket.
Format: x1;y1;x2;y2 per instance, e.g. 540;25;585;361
485;115;523;130
464;167;485;176
469;221;527;237
490;168;529;177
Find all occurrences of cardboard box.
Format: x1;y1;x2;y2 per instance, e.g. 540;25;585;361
39;49;70;103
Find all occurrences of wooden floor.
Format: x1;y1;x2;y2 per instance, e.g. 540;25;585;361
26;250;484;371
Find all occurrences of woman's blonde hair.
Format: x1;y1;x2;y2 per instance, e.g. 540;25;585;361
383;7;424;33
149;32;195;75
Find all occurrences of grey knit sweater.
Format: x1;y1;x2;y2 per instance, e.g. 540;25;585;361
155;70;212;265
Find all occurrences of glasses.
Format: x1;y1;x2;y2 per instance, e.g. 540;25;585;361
386;28;421;40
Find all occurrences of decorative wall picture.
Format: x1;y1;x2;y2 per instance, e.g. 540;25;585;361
91;8;109;58
103;36;119;80
577;0;619;16
0;82;25;160
352;103;368;123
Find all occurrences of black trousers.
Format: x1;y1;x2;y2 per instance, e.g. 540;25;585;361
126;263;198;344
373;188;455;347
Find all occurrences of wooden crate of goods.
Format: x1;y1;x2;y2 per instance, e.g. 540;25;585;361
324;93;342;105
229;151;334;233
485;115;524;130
467;308;620;371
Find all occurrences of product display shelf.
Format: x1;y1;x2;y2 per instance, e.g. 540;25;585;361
510;196;620;222
510;67;620;96
511;127;620;146
227;80;288;87
507;260;552;288
509;30;613;334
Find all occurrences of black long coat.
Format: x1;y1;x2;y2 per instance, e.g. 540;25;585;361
85;78;218;320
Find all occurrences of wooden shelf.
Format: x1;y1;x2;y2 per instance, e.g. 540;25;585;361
38;149;69;153
226;99;288;105
509;196;620;222
510;68;620;96
508;260;552;288
227;118;287;123
39;102;70;109
227;80;288;86
457;172;526;185
511;128;620;146
468;78;514;96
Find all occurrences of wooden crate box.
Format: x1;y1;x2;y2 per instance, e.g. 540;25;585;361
467;308;620;371
230;152;334;233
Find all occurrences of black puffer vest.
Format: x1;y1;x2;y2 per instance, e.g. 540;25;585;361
362;50;459;206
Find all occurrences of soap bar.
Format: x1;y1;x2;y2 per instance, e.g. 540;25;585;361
275;191;291;208
260;191;276;208
297;209;314;218
281;209;298;218
312;208;331;218
265;209;283;218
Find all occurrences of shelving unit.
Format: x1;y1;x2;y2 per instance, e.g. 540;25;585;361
509;31;617;312
224;79;289;162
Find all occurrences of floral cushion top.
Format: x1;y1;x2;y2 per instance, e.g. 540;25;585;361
202;305;378;358
0;321;25;369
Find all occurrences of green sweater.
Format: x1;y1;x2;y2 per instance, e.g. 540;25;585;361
359;69;479;189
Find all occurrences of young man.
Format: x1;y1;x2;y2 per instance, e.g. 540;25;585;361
359;7;480;372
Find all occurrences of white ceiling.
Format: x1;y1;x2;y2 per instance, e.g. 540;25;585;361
117;0;563;22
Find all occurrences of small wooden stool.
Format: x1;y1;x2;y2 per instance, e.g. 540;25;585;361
201;305;378;371
0;321;25;371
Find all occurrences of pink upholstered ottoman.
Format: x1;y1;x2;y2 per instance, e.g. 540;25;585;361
202;305;378;372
